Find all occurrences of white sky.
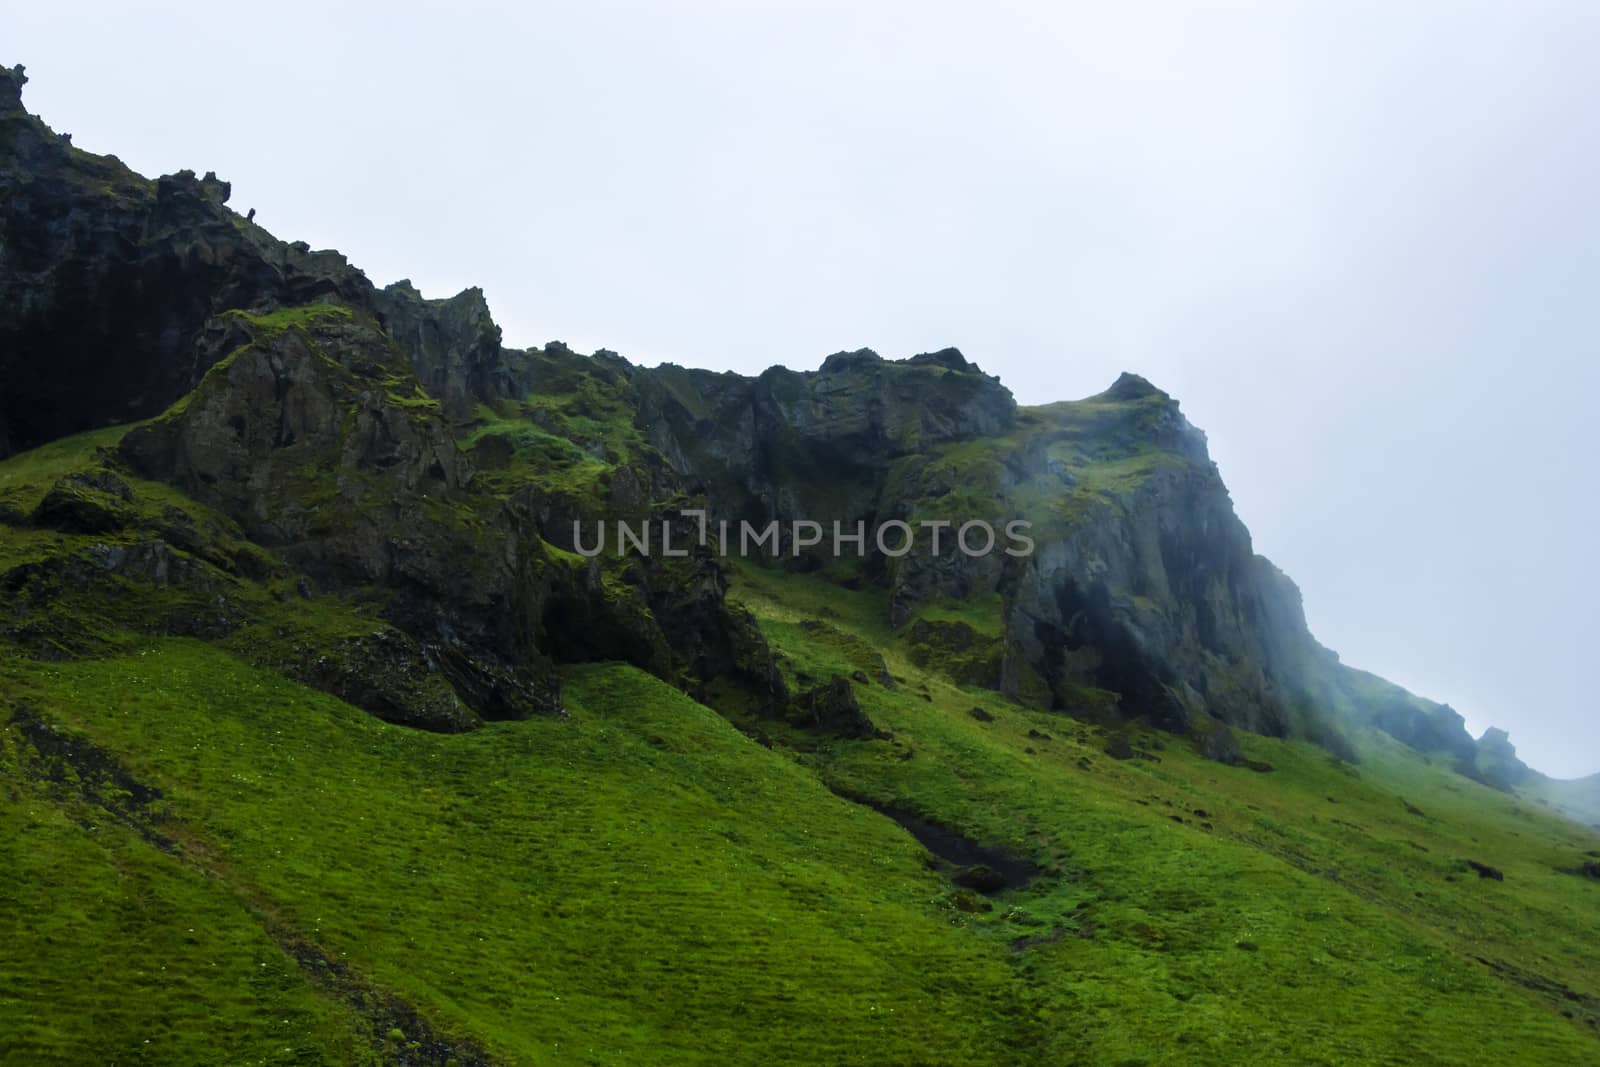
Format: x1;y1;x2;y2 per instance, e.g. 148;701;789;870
10;1;1598;776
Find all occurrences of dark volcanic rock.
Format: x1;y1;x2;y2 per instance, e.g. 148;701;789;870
1198;720;1241;765
1104;734;1136;760
30;470;134;533
118;309;558;719
953;865;1010;894
121;311;471;565
0;68;520;456
1469;727;1534;792
373;281;520;419
630;348;1017;540
282;629;480;733
791;676;883;739
1465;860;1505;881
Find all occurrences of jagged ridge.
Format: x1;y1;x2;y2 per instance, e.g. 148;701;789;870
0;61;1544;784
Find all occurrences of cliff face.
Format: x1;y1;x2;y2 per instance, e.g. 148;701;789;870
632;359;1353;742
0;64;519;458
628;347;1016;529
0;63;1516;777
105;304;783;728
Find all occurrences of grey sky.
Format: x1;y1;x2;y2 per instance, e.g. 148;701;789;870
10;2;1598;776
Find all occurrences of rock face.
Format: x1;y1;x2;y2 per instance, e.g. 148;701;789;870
631;347;1017;532
119;306;560;721
631;359;1362;744
373;281;522;419
117;306;782;725
1469;727;1533;791
993;383;1317;734
0;66;518;457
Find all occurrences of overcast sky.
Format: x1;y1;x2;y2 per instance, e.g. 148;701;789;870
11;2;1598;776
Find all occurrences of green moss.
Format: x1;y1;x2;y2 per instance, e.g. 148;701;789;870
2;644;1034;1064
912;595;1005;638
224;303;355;334
456;350;670;510
384;382;442;411
0;701;375;1065
734;573;1600;1063
0;425;130;514
902;618;1003;688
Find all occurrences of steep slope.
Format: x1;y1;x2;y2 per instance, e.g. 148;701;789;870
500;346;1500;775
4;597;1597;1064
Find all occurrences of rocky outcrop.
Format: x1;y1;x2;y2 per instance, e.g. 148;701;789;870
631;347;1017;534
1197;719;1242;765
373;281;522;419
118;307;562;720
997;413;1316;733
791;676;884;739
113;307;785;726
0;65;519;457
29;470;136;534
1469;727;1534;791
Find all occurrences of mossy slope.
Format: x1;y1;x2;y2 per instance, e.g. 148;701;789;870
3;617;1597;1064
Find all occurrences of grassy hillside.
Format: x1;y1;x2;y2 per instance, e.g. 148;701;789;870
3;579;1597;1063
2;407;1598;1066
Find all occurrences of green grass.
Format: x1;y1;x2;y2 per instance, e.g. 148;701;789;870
5;619;1597;1064
910;595;1006;638
0;777;373;1065
2;644;1036;1065
3;387;1599;1064
0;425;131;515
224;303;355;335
733;581;1600;1064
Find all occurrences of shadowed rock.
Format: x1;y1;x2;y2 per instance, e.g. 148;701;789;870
791;676;884;740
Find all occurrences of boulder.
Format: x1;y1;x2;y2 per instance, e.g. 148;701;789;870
30;470;135;534
791;676;883;740
1198;721;1241;765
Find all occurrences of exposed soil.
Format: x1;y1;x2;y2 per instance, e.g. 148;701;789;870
831;787;1039;893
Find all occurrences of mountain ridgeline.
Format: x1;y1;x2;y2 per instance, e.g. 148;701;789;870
0;62;1545;789
10;62;1600;1067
